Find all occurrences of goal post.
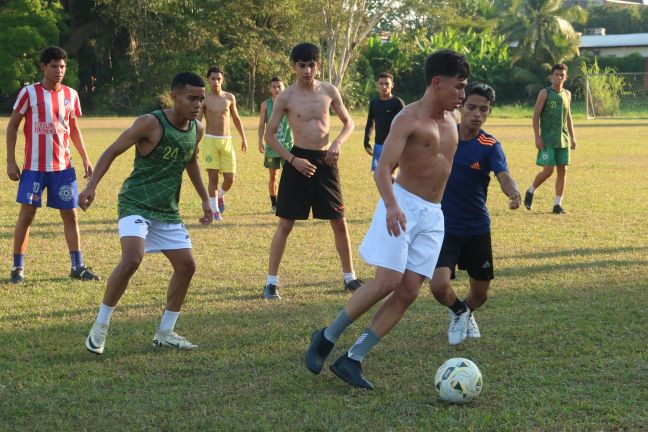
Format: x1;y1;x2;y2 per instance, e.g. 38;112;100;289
585;72;648;119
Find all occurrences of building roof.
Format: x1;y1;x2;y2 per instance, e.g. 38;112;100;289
580;33;648;49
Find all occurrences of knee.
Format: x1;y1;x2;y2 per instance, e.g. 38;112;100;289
60;209;78;224
18;208;37;225
330;218;348;233
375;275;401;297
176;258;196;277
120;255;143;275
430;279;449;300
276;219;294;236
396;284;421;305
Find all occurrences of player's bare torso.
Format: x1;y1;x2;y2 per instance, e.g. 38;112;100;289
396;104;458;203
202;92;233;136
282;81;333;151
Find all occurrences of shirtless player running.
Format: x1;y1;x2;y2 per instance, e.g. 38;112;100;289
305;50;470;389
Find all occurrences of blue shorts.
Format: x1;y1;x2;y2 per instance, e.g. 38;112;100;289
371;143;383;172
16;168;78;209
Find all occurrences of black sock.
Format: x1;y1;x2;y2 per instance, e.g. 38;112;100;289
449;299;467;315
270;195;277;206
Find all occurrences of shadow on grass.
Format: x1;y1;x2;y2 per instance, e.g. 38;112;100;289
500;245;648;260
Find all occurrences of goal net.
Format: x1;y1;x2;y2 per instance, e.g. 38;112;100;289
585;72;648;119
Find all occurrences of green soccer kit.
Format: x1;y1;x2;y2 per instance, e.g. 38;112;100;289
263;98;293;161
537;86;571;166
118;110;197;223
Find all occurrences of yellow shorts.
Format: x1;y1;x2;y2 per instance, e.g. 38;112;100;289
201;135;236;173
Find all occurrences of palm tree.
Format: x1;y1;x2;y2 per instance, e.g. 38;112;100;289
499;0;587;65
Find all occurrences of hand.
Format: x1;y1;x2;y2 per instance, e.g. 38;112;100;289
508;190;521;210
82;159;93;179
364;144;373;156
535;136;544;150
385;204;407;237
258;142;265;154
7;160;20;181
78;187;96;211
571;139;577;150
241;139;248;154
325;141;340;166
292;157;317;178
199;199;213;225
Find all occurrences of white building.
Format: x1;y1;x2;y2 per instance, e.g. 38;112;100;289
580;33;648;58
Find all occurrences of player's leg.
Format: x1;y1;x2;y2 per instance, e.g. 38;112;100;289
207;169;222;220
329;218;360;291
268;167;278;212
553;163;568;214
462;233;495;339
11;204;37;283
329;270;425;389
86;234;145;354
153;247;197;350
306;266;402;376
525;165;554;210
217;138;236;214
265;217;295;299
59;209;99;280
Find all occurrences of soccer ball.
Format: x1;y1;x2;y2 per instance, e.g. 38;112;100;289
434;357;483;403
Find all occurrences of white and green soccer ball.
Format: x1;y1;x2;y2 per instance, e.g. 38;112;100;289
434;357;483;403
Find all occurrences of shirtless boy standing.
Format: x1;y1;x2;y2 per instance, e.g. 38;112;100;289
305;50;470;389
200;67;248;221
262;43;361;300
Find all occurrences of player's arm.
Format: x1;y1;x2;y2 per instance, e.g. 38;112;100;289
566;90;576;150
374;112;414;236
69;117;93;179
363;101;374;156
496;172;521;210
257;100;268;154
532;89;547;150
230;94;248;153
5;110;24;181
186;122;212;225
327;84;355;165
78;114;157;210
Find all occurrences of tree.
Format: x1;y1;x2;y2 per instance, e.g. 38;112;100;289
499;0;587;65
319;0;393;88
0;0;66;98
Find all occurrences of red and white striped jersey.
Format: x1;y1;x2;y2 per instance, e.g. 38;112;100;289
13;83;82;172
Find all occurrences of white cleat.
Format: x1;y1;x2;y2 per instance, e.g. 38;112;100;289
86;322;108;355
448;309;470;346
467;314;481;339
213;211;223;222
153;331;197;350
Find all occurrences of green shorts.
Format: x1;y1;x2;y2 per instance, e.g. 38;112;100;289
264;156;284;169
536;147;570;166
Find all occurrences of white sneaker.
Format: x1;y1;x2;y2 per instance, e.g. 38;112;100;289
447;309;470;346
86;322;108;355
213;211;223;222
467;314;481;339
153;330;197;350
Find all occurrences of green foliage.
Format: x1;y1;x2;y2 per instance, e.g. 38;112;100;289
579;4;648;35
580;59;627;117
0;0;66;98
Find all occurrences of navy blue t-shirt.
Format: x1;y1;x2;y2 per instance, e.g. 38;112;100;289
442;129;509;236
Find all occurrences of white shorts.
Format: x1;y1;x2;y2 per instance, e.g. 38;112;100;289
359;183;444;278
118;215;192;253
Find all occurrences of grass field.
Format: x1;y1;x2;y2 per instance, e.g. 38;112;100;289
1;114;647;431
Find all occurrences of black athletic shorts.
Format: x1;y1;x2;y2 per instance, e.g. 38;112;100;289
276;147;345;220
435;233;494;281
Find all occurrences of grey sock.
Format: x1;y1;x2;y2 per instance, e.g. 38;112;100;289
324;309;353;343
347;328;380;362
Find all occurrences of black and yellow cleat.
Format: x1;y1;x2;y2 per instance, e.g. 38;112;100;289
70;266;101;281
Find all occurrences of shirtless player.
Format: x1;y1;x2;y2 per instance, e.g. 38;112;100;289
305;50;470;389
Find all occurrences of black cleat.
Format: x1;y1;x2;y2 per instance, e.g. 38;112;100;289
344;278;363;292
330;354;374;390
524;190;533;210
70;266;101;281
10;268;24;284
305;328;335;374
552;205;567;214
263;284;281;300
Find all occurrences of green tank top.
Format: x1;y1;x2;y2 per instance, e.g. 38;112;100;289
118;110;197;223
540;87;570;149
264;98;293;158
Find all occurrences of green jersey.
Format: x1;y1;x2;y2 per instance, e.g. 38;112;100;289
264;98;293;158
540;86;570;149
118;110;197;223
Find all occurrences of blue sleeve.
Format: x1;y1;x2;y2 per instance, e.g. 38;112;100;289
490;141;509;174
